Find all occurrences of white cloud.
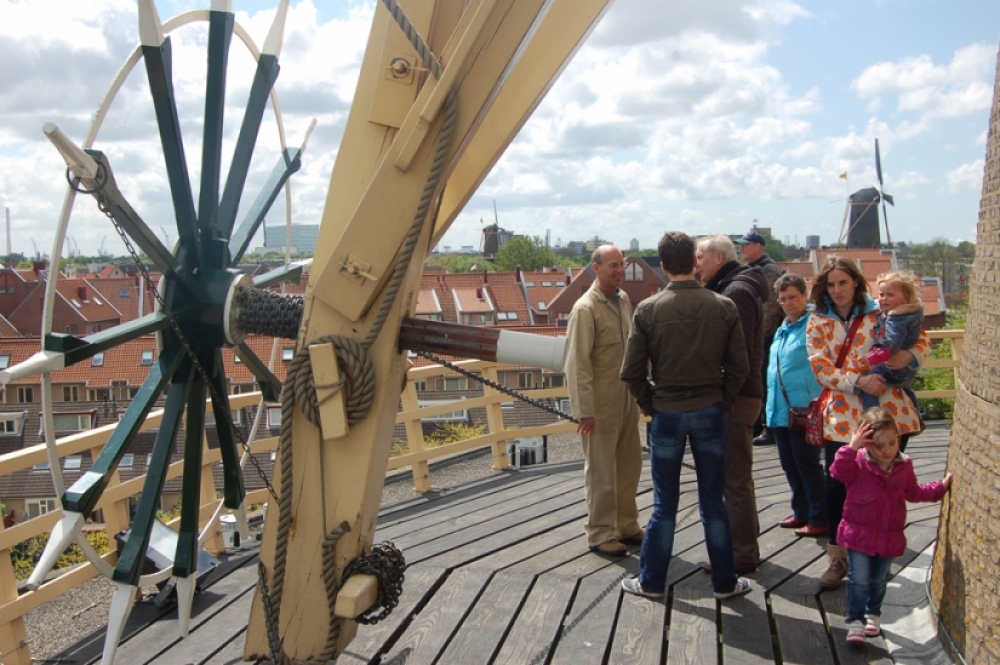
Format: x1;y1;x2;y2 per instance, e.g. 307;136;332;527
945;160;984;193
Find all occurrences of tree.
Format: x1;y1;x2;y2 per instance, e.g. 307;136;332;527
493;236;558;272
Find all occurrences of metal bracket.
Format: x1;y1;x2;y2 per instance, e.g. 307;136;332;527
340;254;380;286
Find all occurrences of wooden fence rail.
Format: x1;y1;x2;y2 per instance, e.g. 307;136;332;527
0;329;963;664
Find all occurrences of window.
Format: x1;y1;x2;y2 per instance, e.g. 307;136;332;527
120;288;130;297
65;325;78;334
523;281;535;287
0;418;19;434
412;379;427;392
205;409;243;426
53;413;93;432
270;450;277;461
88;388;110;402
418;399;469;422
17;387;34;403
141;349;154;365
120;454;134;467
518;372;533;389
497;312;508;321
544;373;565;388
33;460;50;472
501;400;514;410
444;377;466;391
506;312;518;321
93;297;103;305
556;397;572;414
234;354;243;363
0;355;9;369
282;347;294;362
537;301;547;311
72;299;82;308
555;281;565;287
146;454;153;466
64;455;83;470
542;281;552;287
63;386;79;402
26;499;57;518
267;406;282;428
92;352;105;367
624;263;644;282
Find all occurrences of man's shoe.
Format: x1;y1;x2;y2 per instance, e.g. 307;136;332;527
620;529;644;546
701;560;757;575
589;539;627;557
621;577;664;598
780;515;808;529
714;578;752;599
794;524;829;537
753;428;775;446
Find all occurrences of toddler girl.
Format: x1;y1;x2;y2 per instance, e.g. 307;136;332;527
860;271;923;411
830;408;952;644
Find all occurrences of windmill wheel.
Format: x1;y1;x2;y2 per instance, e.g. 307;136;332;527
1;2;310;661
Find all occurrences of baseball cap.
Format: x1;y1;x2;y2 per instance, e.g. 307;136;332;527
735;231;767;245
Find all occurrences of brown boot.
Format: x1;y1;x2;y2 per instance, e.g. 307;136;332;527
819;544;849;588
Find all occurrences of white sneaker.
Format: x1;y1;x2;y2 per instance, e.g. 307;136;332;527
713;577;752;599
864;614;881;637
621;577;664;598
846;620;866;644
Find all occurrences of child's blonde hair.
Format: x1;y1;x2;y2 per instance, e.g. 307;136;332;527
860;408;899;447
876;270;920;306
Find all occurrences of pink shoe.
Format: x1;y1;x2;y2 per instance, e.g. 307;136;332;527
866;346;891;366
846;620;866;644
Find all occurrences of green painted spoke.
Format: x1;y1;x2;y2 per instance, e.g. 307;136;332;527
252;260;304;290
207;350;245;509
174;354;208;578
143;38;203;270
234;343;282;402
217;53;280;238
45;310;172;367
229;148;302;264
62;345;185;514
113;359;194;585
198;9;235;240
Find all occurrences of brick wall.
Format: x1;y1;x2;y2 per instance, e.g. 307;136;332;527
930;43;1000;664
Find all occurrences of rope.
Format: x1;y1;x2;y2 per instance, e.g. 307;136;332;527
379;0;442;79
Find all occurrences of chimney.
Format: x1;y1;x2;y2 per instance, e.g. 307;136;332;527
566;272;572;286
32;260;45;275
514;266;522;283
77;286;87;300
475;287;483;300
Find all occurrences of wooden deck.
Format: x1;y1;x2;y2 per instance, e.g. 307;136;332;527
51;425;953;665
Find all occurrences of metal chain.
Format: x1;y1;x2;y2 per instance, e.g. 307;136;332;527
340;542;406;625
415;350;579;424
238;288;304;340
83;178;278;503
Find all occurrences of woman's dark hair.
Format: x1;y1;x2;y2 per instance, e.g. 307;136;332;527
774;273;806;296
809;256;869;314
657;232;695;276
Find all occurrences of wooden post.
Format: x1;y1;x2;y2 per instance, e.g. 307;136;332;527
481;365;510;471
199;431;225;555
0;520;29;665
91;445;129;538
399;376;432;494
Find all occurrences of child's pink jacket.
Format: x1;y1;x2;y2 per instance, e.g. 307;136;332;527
830;445;948;557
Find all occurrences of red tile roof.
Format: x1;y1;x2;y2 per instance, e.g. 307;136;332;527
54;278;121;323
89;277;157;323
0;314;21;338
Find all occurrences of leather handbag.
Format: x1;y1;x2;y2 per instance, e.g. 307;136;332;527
775;348;809;433
805;315;865;447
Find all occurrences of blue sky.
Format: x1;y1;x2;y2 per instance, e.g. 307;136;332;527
0;0;997;258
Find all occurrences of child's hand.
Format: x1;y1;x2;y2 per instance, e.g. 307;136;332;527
942;472;953;491
849;423;872;451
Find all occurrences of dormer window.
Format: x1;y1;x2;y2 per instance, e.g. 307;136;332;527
141;350;154;366
92;352;105;367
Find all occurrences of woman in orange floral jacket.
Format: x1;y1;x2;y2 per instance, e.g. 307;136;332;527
806;257;929;589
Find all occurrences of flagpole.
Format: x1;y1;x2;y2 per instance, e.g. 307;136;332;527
837;171;849;245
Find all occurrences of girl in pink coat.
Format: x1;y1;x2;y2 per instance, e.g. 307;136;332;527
830;408;952;645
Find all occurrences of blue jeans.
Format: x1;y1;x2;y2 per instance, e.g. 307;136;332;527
846;549;894;622
639;402;737;595
773;427;827;527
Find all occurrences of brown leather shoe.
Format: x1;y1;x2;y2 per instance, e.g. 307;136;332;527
589;539;628;557
701;559;757;575
794;524;829;537
620;529;644;546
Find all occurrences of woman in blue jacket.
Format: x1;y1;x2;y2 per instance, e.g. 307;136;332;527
766;274;827;536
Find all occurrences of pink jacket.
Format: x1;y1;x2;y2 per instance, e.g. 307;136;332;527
830;445;948;557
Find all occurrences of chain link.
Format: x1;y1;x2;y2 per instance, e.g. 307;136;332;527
89;182;278;503
340;542;406;625
415;350;579;424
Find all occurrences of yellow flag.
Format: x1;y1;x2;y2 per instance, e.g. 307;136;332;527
839;172;848;179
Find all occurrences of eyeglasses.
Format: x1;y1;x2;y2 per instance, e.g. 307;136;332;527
777;295;803;304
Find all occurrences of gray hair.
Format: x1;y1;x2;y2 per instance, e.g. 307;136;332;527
591;244;617;265
774;273;806;295
697;234;737;263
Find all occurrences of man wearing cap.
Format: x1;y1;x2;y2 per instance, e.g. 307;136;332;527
735;230;785;446
565;245;644;557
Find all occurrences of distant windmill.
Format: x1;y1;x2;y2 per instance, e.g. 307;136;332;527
841;139;895;247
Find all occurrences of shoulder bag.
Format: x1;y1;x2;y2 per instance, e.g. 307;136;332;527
776;352;809;433
806;315;864;447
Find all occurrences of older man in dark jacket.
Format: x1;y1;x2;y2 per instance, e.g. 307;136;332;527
696;234;770;572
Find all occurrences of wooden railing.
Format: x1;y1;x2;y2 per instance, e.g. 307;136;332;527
0;329;964;663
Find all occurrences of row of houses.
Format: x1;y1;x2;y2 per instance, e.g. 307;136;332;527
0;247;947;522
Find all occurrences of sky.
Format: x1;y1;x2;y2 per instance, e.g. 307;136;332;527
0;0;998;260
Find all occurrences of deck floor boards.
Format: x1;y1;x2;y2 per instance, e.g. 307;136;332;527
51;427;953;665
